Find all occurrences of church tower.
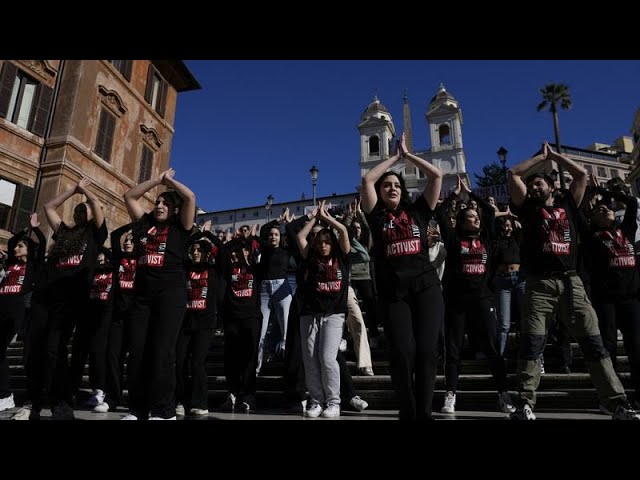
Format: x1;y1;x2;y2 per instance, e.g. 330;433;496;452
357;95;396;180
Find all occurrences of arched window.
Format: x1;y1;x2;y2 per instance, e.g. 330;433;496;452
369;136;380;155
439;124;451;145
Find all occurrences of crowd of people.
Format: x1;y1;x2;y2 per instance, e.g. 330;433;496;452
0;136;639;421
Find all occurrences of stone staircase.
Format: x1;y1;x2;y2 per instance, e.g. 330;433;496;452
6;331;633;412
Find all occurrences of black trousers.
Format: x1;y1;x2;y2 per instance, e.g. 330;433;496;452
594;299;640;395
176;327;214;410
223;314;260;403
126;287;186;419
283;292;306;404
382;283;444;421
22;300;51;410
444;295;507;393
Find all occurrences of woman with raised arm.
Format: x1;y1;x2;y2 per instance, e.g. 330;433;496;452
44;177;108;420
92;222;137;414
360;132;444;421
436;175;514;415
296;200;351;418
0;214;46;415
122;167;196;420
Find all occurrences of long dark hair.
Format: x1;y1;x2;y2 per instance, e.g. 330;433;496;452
48;223;89;263
374;171;412;210
132;190;184;240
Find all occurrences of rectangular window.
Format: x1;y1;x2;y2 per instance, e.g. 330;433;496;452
138;145;154;183
144;64;168;118
0;179;17;230
610;168;620;178
109;60;133;81
253;211;259;217
0;61;55;136
596;166;607;178
95;108;116;163
584;164;593;175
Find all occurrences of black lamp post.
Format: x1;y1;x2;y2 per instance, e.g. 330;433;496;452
497;146;508;182
265;194;274;222
310;165;319;204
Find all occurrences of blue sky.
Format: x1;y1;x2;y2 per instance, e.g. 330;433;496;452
170;60;640;212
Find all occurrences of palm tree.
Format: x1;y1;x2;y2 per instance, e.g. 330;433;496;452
537;83;572;189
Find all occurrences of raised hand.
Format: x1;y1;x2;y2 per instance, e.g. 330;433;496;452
452;175;462;196
29;212;40;228
202;220;212;232
460;177;472;195
355;197;362;214
76;177;92;194
162;168;176;185
398;132;409;157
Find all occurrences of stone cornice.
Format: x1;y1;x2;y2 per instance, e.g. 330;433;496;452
98;85;128;117
18;60;56;82
140;125;163;150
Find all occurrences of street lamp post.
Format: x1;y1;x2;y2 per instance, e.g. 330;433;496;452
265;194;274;222
310;165;319;204
497;146;508;181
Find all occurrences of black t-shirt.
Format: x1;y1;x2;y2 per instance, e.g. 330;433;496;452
512;192;578;274
366;195;440;296
48;221;108;288
258;246;290;281
441;193;495;299
493;237;521;266
133;213;190;295
300;251;349;316
223;261;260;321
89;266;115;303
184;264;217;329
586;197;639;302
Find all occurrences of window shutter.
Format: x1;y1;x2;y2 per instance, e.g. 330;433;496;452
0;61;18;119
123;60;133;81
144;64;155;103
11;183;36;232
30;84;53;137
95;109;108;158
157;79;168;118
103;111;116;163
139;145;153;183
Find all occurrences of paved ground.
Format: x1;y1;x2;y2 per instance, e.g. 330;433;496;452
0;406;612;420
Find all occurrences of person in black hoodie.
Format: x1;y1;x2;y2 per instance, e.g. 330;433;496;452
44;177;107;420
218;232;261;413
585;179;640;410
93;223;137;414
69;247;115;409
437;175;514;415
175;221;220;416
0;213;46;414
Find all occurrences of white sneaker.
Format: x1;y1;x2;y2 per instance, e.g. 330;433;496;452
510;404;536;420
539;356;545;374
93;402;110;413
189;408;209;416
339;339;347;352
305;403;323;418
441;391;456;414
85;389;105;408
120;413;138;420
0;393;15;411
175;404;185;416
11;406;32;420
149;416;177;420
497;392;516;413
349;396;368;412
321;403;341;418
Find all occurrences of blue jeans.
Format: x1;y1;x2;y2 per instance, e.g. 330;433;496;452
492;271;526;356
257;278;292;373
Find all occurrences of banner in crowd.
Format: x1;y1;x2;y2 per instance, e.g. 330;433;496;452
472;184;510;204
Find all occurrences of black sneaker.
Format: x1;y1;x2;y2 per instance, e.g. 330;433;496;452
612;401;640;420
